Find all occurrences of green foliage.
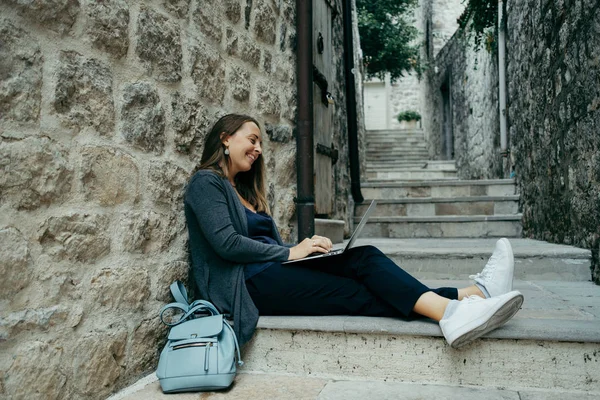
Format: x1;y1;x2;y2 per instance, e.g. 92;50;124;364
356;0;420;82
457;0;499;51
397;110;421;122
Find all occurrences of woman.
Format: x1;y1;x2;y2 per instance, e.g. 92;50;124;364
184;114;524;348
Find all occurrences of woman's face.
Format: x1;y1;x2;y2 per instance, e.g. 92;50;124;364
223;121;262;178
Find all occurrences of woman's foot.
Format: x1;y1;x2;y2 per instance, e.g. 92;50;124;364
470;238;515;298
439;290;524;348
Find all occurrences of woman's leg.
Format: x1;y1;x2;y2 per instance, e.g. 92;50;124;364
246;261;400;317
303;245;459;318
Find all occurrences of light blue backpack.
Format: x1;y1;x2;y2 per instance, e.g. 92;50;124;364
156;281;243;393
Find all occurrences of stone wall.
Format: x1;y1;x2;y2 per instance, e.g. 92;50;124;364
0;0;359;398
423;31;503;179
507;0;600;282
431;0;465;57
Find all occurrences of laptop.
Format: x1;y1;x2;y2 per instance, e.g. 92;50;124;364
282;200;377;265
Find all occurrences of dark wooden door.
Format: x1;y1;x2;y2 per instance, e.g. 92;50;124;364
313;0;336;215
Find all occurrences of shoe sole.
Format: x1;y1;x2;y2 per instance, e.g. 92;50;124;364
450;292;524;349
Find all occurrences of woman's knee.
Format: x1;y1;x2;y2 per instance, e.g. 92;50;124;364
351;245;384;257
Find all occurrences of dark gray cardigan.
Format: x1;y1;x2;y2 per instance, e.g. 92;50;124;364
184;169;290;345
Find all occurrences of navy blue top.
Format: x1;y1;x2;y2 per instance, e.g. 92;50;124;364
244;208;279;280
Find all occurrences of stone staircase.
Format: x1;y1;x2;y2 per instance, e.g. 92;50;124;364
366;129;458;181
110;129;600;399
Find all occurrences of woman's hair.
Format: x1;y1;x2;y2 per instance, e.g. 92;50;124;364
196;113;270;214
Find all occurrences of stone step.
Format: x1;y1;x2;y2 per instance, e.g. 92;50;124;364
361;179;517;199
357;215;523;238
356;196;520;217
351;238;592;281
366;163;456;170
366;161;457;171
246;277;600;393
366;154;431;160
366;170;458;180
115;374;600;400
366;146;428;152
366;139;426;145
367;129;424;135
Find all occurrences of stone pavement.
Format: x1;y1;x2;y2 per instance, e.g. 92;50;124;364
110;373;600;400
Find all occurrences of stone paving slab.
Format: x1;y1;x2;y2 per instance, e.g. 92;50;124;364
110;373;600;400
110;373;328;400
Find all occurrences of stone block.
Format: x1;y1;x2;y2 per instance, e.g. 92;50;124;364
163;0;191;18
129;318;165;376
226;28;239;55
240;35;261;68
0;305;83;340
148;160;189;206
2;341;67;399
72;330;127;396
0;19;43;124
39;213;111;263
54;51;115;135
279;20;288;52
192;0;223;43
254;0;277;45
7;0;79;34
90;266;151;310
119;211;181;254
153;260;189;302
136;6;182;82
255;79;281;117
121;82;166;153
170;92;211;154
83;0;130;58
0;136;72;210
224;0;242;23
435;202;494;216
230;64;251;103
190;43;226;105
0;227;31;301
263;50;273;73
80;146;139;205
265;123;292;143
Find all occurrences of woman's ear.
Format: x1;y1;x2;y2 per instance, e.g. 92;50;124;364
220;132;229;146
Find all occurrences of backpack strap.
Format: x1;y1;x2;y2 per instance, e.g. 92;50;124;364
223;320;243;366
170;281;189;306
189;299;220;316
159;302;190;327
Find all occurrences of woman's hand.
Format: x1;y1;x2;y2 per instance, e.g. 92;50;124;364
288;235;333;260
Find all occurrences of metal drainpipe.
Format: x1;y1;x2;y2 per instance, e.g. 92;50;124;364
296;0;315;241
342;0;364;203
498;1;509;165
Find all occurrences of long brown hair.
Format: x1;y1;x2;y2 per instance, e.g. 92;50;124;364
196;114;270;214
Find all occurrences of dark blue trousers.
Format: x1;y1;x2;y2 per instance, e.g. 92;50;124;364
246;245;458;318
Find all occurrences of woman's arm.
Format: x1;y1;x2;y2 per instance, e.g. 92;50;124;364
185;172;290;263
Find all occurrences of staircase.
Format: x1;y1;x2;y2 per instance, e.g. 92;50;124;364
110;129;600;399
366;129;458;181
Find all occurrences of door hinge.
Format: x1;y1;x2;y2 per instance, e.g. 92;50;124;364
316;143;339;165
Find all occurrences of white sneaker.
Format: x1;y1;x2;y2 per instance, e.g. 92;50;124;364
440;290;524;348
470;238;514;298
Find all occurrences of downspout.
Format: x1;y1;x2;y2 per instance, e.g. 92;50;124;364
296;0;315;240
342;0;364;203
498;1;509;169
